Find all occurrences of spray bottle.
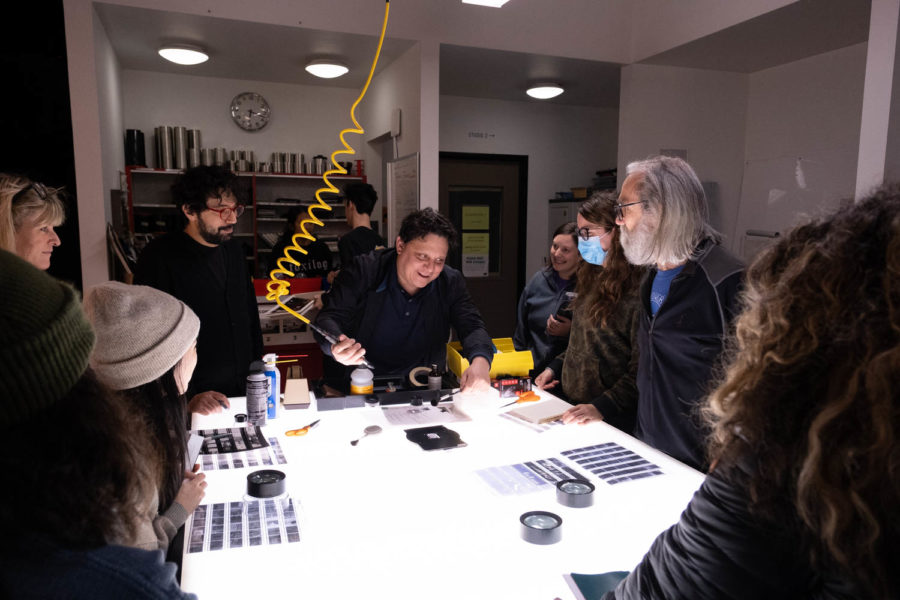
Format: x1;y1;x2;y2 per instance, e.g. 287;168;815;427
262;353;281;420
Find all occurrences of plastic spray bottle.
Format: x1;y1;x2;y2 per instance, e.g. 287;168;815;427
262;353;281;420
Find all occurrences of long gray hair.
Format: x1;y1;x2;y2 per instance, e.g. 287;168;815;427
625;156;720;265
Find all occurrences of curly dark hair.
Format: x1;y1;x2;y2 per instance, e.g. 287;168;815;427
573;191;646;326
705;188;900;598
171;165;243;215
121;367;189;512
343;182;377;215
398;207;458;250
0;369;159;549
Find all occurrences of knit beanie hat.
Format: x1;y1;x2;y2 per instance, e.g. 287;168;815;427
0;249;95;425
84;281;200;391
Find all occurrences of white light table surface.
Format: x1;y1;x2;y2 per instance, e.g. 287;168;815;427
183;388;704;599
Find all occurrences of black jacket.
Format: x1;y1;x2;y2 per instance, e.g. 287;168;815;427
314;248;492;375
135;232;263;397
635;240;743;469
604;459;874;600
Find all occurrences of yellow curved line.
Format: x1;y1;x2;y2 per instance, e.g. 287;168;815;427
266;1;390;323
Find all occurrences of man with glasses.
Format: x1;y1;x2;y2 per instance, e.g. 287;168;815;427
616;156;743;470
135;165;263;401
314;208;493;393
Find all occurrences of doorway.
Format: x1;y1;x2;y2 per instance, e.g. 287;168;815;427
439;152;528;338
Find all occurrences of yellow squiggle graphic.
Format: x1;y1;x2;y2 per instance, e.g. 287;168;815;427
266;1;390;323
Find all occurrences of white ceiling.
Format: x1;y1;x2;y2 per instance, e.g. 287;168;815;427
95;0;871;109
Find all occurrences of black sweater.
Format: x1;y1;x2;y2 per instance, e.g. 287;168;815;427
135;232;263;396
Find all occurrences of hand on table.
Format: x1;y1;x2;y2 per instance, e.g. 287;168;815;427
546;314;572;337
174;472;207;513
188;391;229;415
331;334;368;366
534;368;558;390
561;403;603;425
459;356;492;393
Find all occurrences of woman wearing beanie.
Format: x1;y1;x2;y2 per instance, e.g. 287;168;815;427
0;250;195;599
84;281;211;553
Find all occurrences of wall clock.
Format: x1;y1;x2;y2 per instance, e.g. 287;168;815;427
230;92;271;131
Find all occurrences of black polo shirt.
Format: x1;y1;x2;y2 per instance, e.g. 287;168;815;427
364;267;433;375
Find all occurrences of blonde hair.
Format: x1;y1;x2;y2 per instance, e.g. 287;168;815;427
0;173;66;252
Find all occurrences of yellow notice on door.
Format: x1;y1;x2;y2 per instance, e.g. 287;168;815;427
462;232;490;255
462;206;490;230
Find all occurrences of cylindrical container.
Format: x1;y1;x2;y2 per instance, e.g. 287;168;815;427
173;126;188;170
291;153;302;174
124;129;146;167
247;150;255;163
156;126;173;169
200;148;213;166
188;147;200;168
246;362;268;426
300;154;306;173
355;159;365;176
428;364;443;391
235;159;248;172
263;353;281;420
556;479;595;508
214;147;227;166
350;367;374;395
284;153;294;174
187;129;202;150
314;155;327;174
259;162;271;173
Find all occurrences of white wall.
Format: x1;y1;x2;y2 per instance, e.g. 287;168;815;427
361;43;422;214
440;96;619;277
737;43;866;247
618;63;749;248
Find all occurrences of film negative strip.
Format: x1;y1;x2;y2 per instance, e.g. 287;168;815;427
187;497;301;554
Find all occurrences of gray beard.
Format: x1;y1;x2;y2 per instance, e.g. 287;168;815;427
620;219;656;266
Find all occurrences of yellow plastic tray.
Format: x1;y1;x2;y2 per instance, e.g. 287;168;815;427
446;337;534;378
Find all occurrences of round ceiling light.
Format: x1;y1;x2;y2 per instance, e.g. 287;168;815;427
526;84;564;100
158;45;209;66
305;60;350;79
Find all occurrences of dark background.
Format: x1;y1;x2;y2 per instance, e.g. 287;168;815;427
3;1;82;288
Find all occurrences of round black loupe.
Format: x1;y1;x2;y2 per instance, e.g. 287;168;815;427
556;479;595;508
234;413;248;423
247;469;286;498
520;510;562;545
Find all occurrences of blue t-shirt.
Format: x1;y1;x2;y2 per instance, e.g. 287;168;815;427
650;264;685;316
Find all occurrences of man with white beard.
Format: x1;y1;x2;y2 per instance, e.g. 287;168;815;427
615;156;744;470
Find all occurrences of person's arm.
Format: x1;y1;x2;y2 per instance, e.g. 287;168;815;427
588;302;640;425
603;464;805;599
512;286;531;351
313;257;369;357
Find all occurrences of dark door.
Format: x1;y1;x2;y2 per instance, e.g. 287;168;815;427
439;153;527;338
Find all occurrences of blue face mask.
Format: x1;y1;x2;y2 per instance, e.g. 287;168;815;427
578;236;608;266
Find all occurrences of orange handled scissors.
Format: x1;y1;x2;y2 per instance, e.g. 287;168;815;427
286;419;320;436
500;390;540;408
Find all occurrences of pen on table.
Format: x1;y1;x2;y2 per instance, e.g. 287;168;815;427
440;388;461;402
500;390;540;408
308;322;376;370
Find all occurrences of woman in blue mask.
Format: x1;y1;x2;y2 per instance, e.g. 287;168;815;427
535;192;646;433
513;222;580;375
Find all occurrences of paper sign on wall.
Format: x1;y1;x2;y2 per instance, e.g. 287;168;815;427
462;232;489;277
462;206;490;230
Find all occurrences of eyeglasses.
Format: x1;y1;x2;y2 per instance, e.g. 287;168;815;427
577;226;612;241
205;204;245;220
614;201;644;221
12;182;51;204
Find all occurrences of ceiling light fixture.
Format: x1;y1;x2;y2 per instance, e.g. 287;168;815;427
526;84;564;100
158;44;209;66
462;0;511;6
305;60;349;79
